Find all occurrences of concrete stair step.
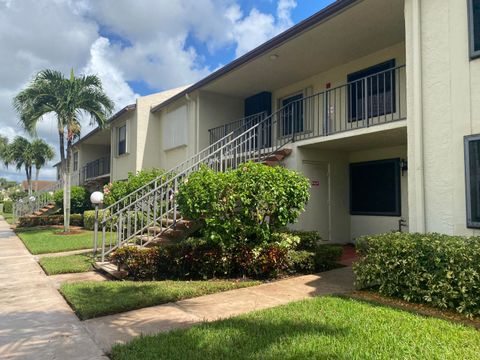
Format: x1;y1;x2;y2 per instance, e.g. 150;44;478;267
94;261;128;280
264;154;284;162
274;148;292;157
263;160;280;167
144;236;179;247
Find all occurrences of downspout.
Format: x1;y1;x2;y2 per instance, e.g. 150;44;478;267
411;0;426;232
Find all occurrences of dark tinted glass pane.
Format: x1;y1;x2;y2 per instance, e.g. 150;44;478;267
473;0;480;52
118;126;126;155
281;94;303;136
468;139;480;223
348;60;396;120
350;159;400;215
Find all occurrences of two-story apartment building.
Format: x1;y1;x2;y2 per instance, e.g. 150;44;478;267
70;86;188;188
74;0;480;243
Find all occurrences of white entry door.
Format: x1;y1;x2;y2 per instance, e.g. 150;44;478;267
299;161;330;241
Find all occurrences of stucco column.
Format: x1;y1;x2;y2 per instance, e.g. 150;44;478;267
405;0;426;233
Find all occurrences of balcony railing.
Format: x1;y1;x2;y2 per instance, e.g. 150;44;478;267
208;112;268;145
81;156;110;184
208;65;406;145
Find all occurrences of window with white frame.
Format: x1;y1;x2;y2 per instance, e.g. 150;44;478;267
469;0;480;58
73;151;78;172
117;124;127;155
162;105;188;151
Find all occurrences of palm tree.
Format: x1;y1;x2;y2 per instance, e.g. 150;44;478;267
3;136;34;195
14;69;114;232
0;135;8;164
31;139;55;192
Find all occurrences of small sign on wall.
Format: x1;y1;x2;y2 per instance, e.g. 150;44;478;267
311;180;320;187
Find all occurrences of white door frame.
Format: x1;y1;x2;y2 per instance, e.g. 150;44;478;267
302;160;332;241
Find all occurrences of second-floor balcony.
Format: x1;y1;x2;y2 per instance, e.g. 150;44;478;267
208;65;406;146
81;156;110;184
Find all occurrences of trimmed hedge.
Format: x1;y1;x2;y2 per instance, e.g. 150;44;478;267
111;235;342;281
353;232;480;317
283;230;322;251
54;186;91;214
18;214;83;228
83;210;110;230
3;200;13;213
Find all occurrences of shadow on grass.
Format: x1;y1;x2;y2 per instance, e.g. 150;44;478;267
111;315;348;360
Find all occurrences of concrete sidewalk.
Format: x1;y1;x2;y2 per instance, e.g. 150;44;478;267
85;266;354;352
0;217;107;360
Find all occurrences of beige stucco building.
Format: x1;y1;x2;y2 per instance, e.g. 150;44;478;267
71;0;480;243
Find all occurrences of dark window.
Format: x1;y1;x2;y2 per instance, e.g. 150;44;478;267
118;125;126;155
350;158;401;216
73;152;78;172
281;93;304;136
347;59;396;121
465;135;480;227
469;0;480;58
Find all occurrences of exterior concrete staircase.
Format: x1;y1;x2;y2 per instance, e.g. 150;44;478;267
95;103;298;278
262;148;292;167
95;147;293;279
32;204;56;217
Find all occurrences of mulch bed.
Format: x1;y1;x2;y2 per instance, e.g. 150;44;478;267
347;291;480;330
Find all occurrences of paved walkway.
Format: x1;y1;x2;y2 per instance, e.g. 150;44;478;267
0;217;107;360
36;248;92;259
85;266;354;352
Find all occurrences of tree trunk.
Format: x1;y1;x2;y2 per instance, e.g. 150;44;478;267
59;130;69;233
25;165;32;196
65;138;73;232
35;167;39;192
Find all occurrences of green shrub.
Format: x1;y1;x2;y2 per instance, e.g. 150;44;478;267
103;169;166;206
284;230;321;251
167;238;230;280
353;232;480;317
288;250;316;273
111;240;292;281
270;232;301;249
314;244;342;271
3;200;13;213
10;191;27;201
18;214;83;228
178;163;310;247
111;246;161;280
54;186;90;213
83;210;110;230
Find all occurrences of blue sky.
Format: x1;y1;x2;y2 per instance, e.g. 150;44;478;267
117;0;336;96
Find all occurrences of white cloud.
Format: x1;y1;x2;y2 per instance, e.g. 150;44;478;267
82;37;139;112
0;0;298;182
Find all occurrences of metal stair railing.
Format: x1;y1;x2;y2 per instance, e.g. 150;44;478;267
12;181;63;222
97;108;294;261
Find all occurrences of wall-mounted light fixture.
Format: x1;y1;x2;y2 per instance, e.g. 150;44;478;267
269;54;279;60
400;159;408;176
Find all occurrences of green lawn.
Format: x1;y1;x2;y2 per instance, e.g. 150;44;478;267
1;212;14;224
111;296;480;360
15;227;95;254
39;253;94;275
60;280;260;320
